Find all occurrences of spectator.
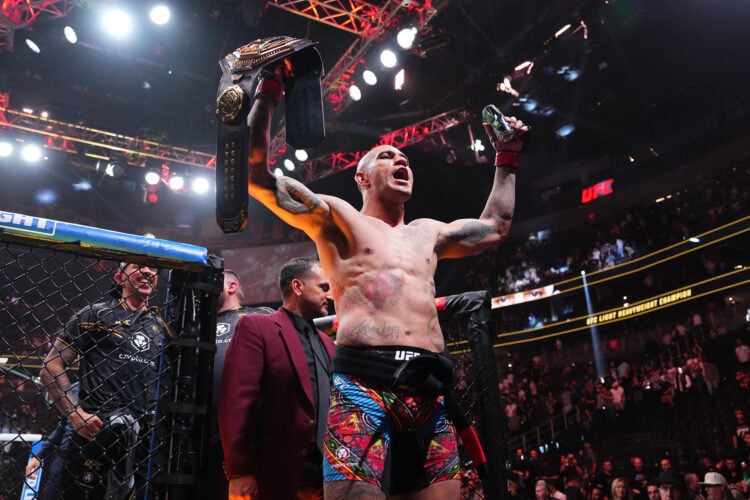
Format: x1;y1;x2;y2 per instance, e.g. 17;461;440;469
39;262;166;499
700;472;732;500
612;477;634;500
205;270;272;498
656;470;688;500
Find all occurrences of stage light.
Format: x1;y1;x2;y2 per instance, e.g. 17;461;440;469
35;188;57;205
397;27;417;49
555;24;572;38
0;141;13;157
64;26;78;44
394;69;405;90
143;185;159;204
168;175;184;190
104;162;124;177
380;49;397;68
555;123;575;138
22;107;33;114
689;237;700;243
294;149;308;162
470;139;485;152
514;61;534;75
362;70;377;86
25;39;41;53
283;159;296;171
563;69;580;81
40;111;49;119
498;77;519;97
21;144;42;162
72;179;92;191
349;85;362;101
144;171;160;185
149;5;171;25
191;177;210;194
102;8;133;38
521;97;538;112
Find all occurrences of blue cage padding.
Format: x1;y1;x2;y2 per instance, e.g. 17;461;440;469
0;210;207;269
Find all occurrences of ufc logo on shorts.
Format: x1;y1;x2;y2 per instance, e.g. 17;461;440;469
394;350;421;361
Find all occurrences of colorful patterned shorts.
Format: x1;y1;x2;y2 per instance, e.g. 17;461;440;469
322;372;460;494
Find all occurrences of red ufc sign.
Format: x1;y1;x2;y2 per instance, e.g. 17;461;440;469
581;178;613;204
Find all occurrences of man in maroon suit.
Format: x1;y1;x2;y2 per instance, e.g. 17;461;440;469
218;257;334;500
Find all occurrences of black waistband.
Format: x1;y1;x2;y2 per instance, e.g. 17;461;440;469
331;345;454;396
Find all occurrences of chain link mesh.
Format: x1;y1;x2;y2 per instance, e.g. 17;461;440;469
0;240;187;499
443;313;490;500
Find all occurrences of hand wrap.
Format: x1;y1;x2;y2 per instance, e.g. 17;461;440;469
254;77;284;105
494;150;520;168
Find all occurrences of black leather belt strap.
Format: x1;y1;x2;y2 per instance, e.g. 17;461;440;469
331;345;454;397
215;36;326;234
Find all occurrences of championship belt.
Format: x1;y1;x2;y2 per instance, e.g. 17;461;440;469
215;36;326;234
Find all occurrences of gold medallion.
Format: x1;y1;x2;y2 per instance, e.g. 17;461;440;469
216;85;244;122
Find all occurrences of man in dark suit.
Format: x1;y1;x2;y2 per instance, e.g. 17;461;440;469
218;257;334;500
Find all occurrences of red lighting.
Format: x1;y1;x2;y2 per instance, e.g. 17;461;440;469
581;178;613;204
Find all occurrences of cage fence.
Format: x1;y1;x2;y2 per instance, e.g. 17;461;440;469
0;211;220;500
1;210;509;500
441;291;509;500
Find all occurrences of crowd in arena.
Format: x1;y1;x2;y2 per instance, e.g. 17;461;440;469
463;161;749;297
1;156;748;498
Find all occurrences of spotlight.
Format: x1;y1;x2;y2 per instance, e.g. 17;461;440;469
72;179;92;191
469;139;485;152
362;70;377;86
149;5;171;25
555;24;572;38
294;149;308;162
0;141;13;157
21;144;42;162
397;27;417;49
102;8;133;38
144;185;159;204
349;85;362;101
25;39;41;53
35;188;57;206
283;159;296;171
191;177;210;194
144;171;160;185
168;175;184;190
104;162;125;177
515;60;533;72
521;97;538;112
555;124;575;138
380;49;397;68
63;26;78;44
394;69;405;90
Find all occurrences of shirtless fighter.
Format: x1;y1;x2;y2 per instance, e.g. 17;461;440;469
245;72;527;499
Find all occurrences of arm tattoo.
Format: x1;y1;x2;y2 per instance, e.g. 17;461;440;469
274;178;321;215
435;221;495;254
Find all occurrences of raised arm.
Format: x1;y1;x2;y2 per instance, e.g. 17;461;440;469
246;74;333;240
435;115;527;259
